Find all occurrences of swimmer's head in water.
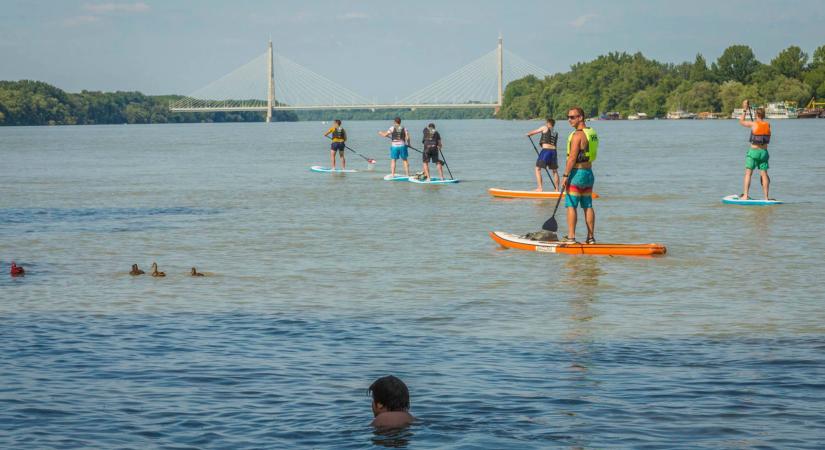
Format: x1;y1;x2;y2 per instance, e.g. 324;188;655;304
369;375;409;414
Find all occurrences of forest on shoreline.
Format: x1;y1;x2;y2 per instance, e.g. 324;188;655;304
2;43;823;126
501;44;825;120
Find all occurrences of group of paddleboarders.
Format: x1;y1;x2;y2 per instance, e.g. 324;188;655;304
377;117;445;180
322;117;446;180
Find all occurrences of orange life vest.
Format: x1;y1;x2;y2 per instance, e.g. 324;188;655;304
749;121;771;145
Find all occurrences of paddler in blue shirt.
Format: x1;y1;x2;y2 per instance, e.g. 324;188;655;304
526;117;560;191
561;107;598;244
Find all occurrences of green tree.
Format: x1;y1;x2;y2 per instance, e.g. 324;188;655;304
718;81;760;116
810;44;825;68
757;75;812;105
771;45;808;79
715;45;761;83
690;54;712;82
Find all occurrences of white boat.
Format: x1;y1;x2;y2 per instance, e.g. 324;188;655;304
731;108;747;119
628;112;650;120
764;102;798;119
666;110;696;120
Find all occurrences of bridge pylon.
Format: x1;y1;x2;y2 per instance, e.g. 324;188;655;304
266;40;275;123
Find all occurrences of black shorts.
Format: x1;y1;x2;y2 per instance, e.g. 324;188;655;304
330;142;345;152
536;149;558;170
423;147;441;163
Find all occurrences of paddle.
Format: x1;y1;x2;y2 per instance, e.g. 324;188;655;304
541;176;566;232
438;149;454;180
408;144;453;180
528;135;557;190
326;136;376;165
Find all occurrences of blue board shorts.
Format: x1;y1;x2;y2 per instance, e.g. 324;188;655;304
565;168;595;209
536;149;558;170
330;142;345;152
390;145;408;160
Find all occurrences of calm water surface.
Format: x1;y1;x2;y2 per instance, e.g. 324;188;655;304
1;120;824;448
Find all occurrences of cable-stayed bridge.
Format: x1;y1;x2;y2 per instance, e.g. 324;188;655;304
169;37;550;122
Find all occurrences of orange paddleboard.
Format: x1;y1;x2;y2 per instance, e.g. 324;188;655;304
488;188;600;199
490;231;666;256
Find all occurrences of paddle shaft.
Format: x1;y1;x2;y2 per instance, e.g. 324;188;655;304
438;149;454;179
544;175;567;230
326;136;375;163
408;144;452;178
528;135;557;190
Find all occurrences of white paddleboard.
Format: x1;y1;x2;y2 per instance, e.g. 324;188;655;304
722;195;783;205
408;177;459;184
310;166;358;173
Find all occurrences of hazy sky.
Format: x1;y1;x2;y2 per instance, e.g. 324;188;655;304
1;0;823;101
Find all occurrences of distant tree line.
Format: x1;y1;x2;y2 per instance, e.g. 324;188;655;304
293;108;493;121
0;79;493;126
501;44;825;119
0;80;297;126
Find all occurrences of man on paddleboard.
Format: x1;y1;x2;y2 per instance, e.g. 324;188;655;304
738;100;772;200
421;123;444;181
378;117;410;178
561;107;598;244
527;117;560;192
323;119;347;170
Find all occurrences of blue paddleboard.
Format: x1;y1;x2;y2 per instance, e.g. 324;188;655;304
408;177;460;184
311;165;358;173
722;194;783;205
383;174;410;182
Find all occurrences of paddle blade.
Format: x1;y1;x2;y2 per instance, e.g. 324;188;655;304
541;216;559;232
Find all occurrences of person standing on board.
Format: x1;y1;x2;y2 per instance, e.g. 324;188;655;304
526;118;560;191
378;117;410;178
421;123;444;181
323;119;347;170
561;107;598;244
738;100;772;200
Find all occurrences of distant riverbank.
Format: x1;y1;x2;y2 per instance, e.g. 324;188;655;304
0;80;492;126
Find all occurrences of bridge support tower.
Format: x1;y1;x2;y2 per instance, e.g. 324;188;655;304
267;40;275;123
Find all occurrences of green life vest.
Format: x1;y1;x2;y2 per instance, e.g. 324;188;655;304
332;127;346;140
566;127;599;163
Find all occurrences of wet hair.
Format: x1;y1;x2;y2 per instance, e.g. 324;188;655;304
568;107;585;119
335;119;342;125
428;123;435;129
755;108;765;119
369;375;410;411
394;117;402;124
546;117;555;126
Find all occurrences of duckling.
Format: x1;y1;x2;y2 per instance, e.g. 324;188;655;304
130;264;145;276
190;267;205;277
10;261;25;277
150;262;166;277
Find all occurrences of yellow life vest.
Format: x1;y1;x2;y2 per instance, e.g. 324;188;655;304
566;127;599;163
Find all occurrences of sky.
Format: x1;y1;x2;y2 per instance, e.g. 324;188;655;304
1;0;823;102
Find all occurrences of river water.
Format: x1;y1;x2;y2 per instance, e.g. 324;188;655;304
1;119;824;448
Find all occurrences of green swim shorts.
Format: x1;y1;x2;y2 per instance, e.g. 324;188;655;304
745;149;769;171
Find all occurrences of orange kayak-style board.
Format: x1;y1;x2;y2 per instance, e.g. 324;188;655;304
490;231;666;256
488;188;600;199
